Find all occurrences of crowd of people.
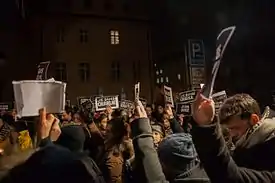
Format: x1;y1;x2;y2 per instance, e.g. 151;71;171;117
0;92;275;183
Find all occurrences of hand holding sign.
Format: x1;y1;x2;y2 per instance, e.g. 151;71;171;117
201;26;236;98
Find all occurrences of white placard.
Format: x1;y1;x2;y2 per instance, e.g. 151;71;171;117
13;80;66;117
134;82;140;101
95;95;119;111
164;85;174;107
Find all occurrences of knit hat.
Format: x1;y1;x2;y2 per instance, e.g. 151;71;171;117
151;124;164;136
158;133;198;172
56;125;86;153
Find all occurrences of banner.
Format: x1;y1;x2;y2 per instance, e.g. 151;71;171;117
164;85;174;107
188;39;205;66
13;80;66;117
201;26;236;98
36;61;50;80
95;95;119;111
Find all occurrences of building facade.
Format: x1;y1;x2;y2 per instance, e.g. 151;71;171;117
14;0;154;104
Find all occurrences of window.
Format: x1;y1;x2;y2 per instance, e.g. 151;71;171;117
83;0;92;9
55;62;67;81
110;30;119;45
104;0;114;11
111;61;120;82
79;63;90;82
56;27;65;43
80;29;88;43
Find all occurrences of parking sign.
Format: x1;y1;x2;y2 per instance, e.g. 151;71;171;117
188;40;205;66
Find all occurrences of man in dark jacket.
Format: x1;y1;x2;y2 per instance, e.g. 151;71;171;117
130;100;210;183
192;93;275;182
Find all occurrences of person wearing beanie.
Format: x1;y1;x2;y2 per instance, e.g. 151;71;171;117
158;133;209;182
151;124;164;149
56;125;86;153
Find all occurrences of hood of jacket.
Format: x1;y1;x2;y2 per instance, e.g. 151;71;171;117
235;108;275;149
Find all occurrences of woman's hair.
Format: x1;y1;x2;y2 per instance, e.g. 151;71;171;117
95;113;107;124
107;116;129;157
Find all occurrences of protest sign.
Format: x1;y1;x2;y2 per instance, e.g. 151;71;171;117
201;26;236;98
212;90;227;114
134;82;140;101
164;85;174;107
176;103;192;115
36;61;50;80
95;95;119;111
120;100;134;110
179;90;196;103
0;102;12;112
13;80;66;117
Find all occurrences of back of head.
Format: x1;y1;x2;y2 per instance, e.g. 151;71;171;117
158;133;198;174
0;146;97;183
56;125;86;153
219;93;261;124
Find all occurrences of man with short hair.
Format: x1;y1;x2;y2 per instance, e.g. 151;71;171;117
192;93;275;182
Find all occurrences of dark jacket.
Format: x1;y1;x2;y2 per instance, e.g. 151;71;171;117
131;118;210;183
191;117;275;183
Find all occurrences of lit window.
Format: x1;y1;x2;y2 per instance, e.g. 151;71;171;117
110;30;120;45
166;77;169;83
156;78;160;84
79;63;90;82
159;69;163;74
55;62;67;81
80;29;88;43
177;74;181;80
160;77;164;83
156;70;159;75
56;27;65;43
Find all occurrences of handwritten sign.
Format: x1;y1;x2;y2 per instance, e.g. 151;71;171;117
36;61;50;80
201;26;236;98
95;95;119;111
